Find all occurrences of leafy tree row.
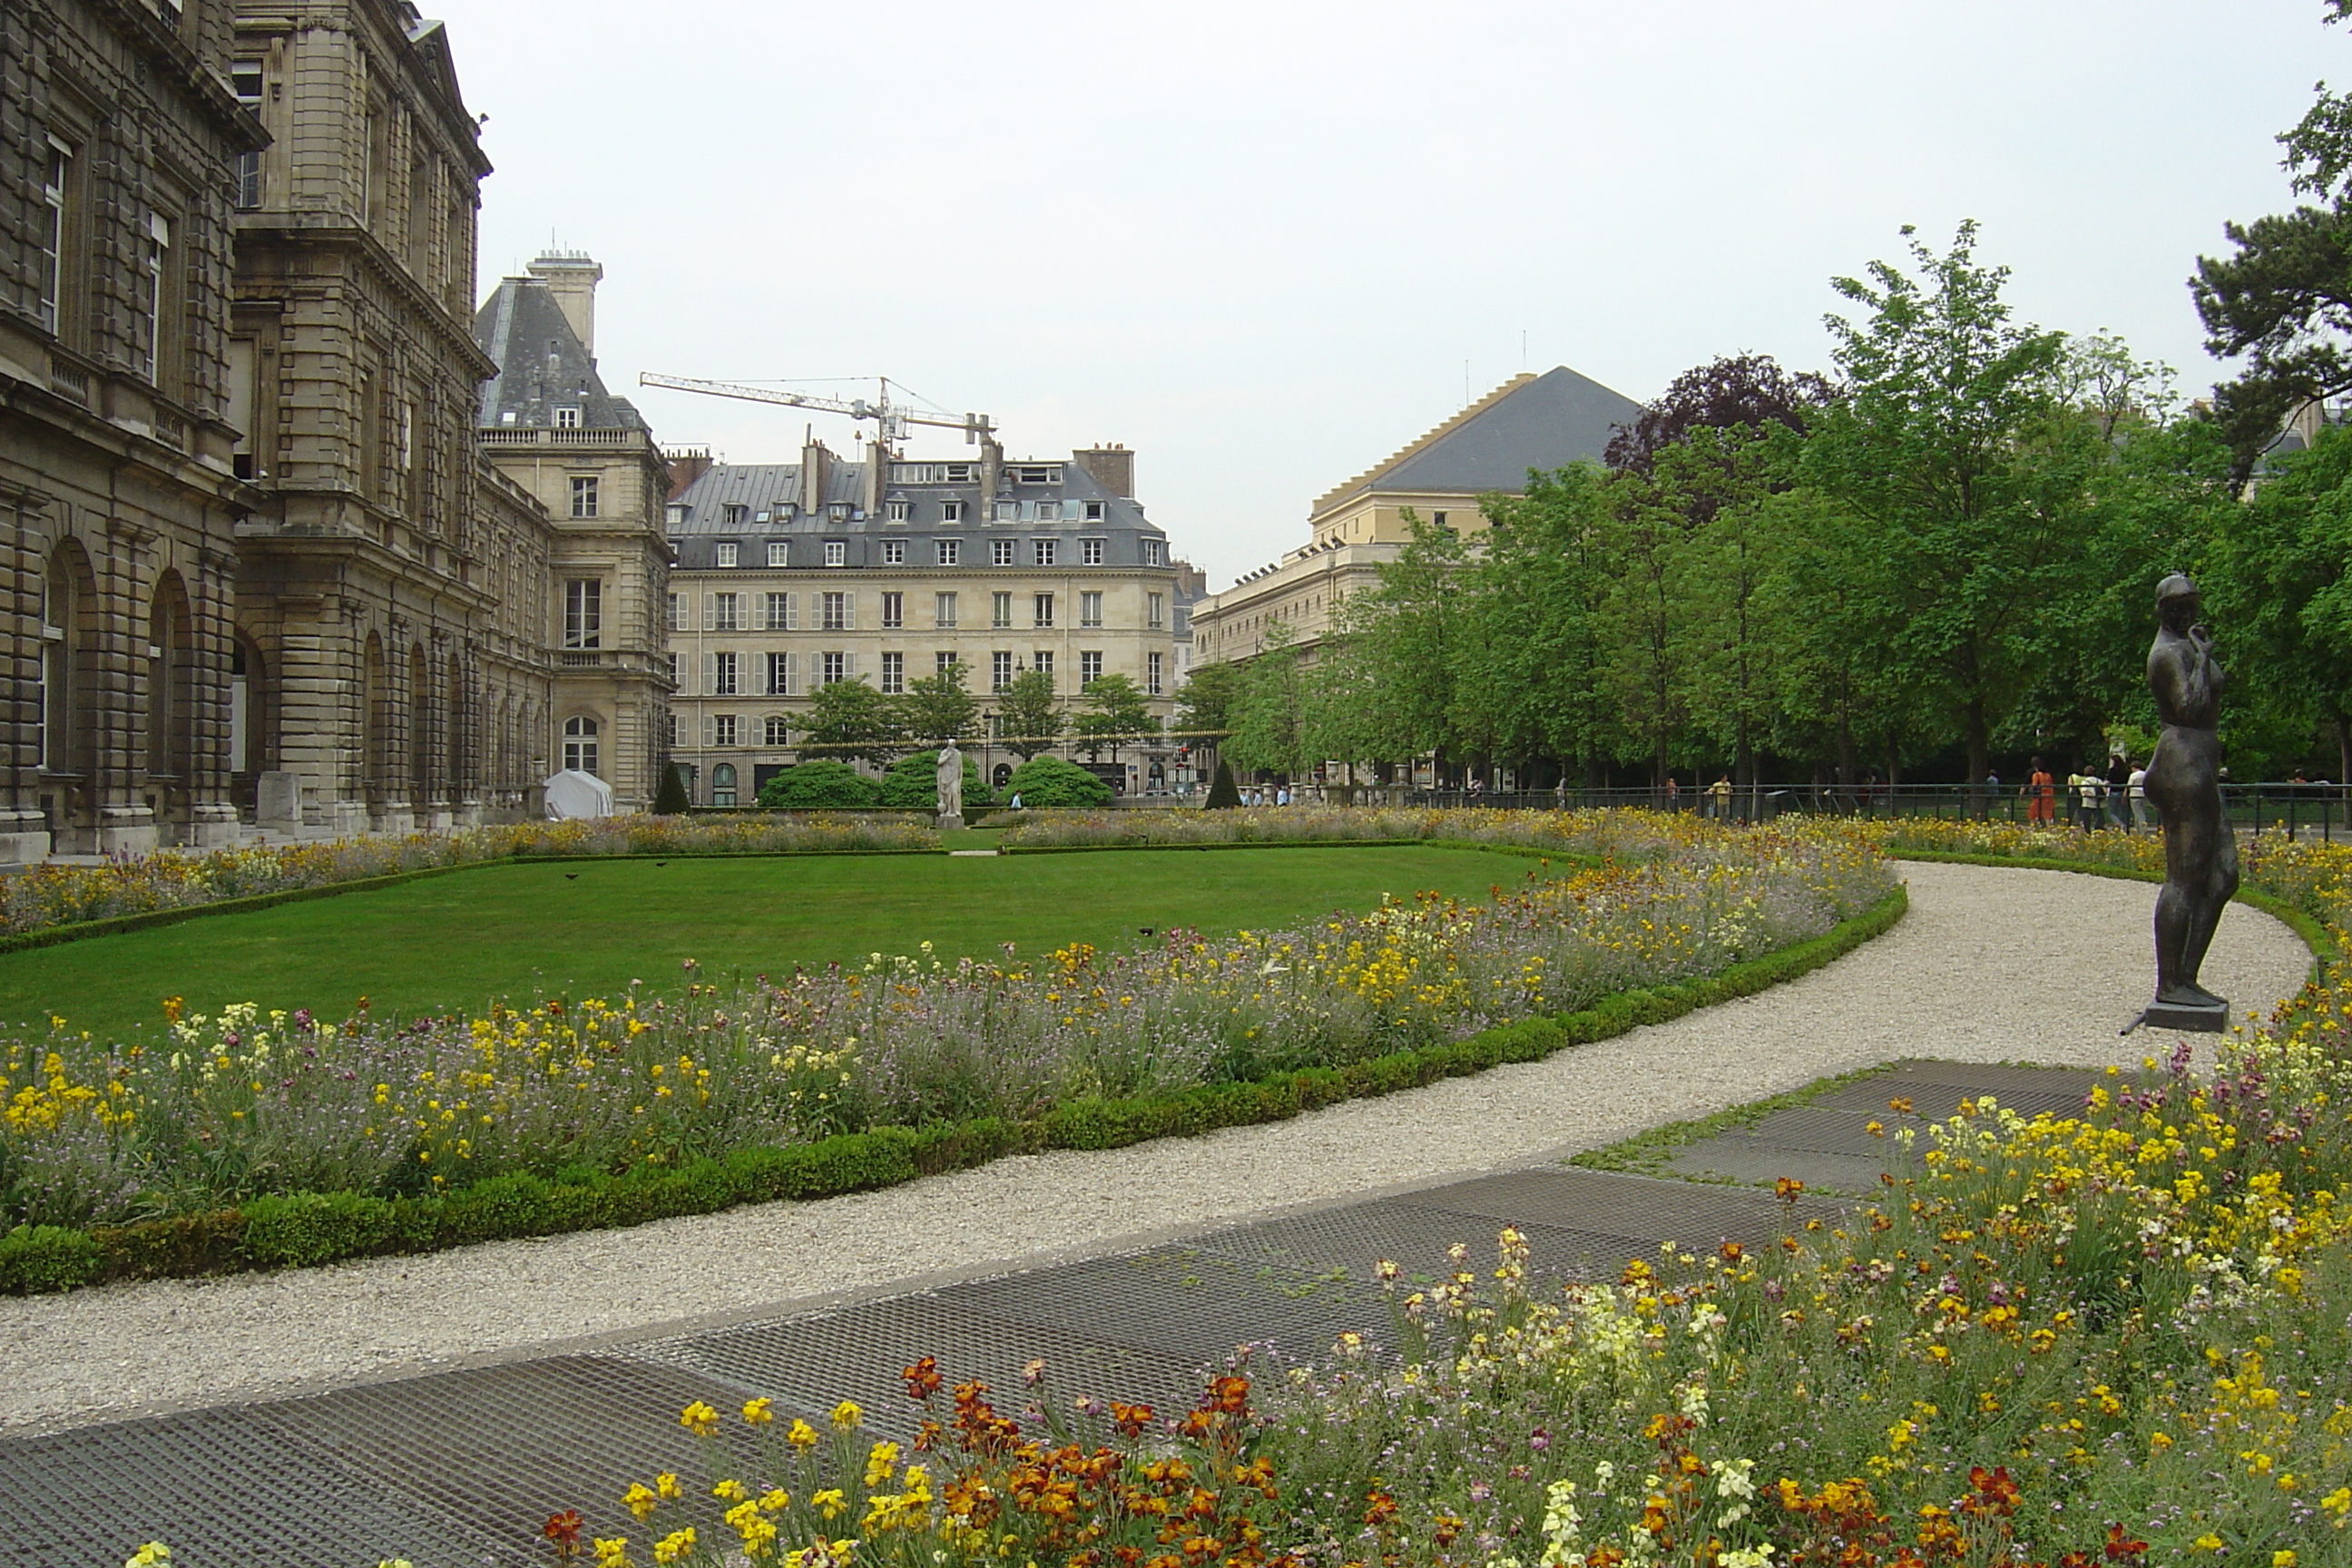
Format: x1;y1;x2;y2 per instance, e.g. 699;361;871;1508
787;662;1163;768
1183;184;2352;789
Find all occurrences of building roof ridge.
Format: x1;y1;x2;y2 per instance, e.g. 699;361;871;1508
1308;372;1539;516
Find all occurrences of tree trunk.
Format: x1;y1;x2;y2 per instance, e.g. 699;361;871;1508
1965;695;1990;817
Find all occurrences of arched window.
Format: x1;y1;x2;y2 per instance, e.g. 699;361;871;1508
563;715;601;777
711;762;737;808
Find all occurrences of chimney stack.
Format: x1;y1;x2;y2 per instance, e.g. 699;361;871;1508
1073;443;1134;498
528;250;603;354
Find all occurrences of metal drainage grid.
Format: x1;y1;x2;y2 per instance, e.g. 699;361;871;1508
628;1289;1202;1438
0;1402;497;1568
1393;1167;1842;1243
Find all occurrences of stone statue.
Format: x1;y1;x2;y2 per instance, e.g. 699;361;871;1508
2136;573;2238;1032
935;742;964;831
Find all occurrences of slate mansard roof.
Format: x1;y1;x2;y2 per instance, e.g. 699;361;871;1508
472;277;646;430
1313;365;1642;513
666;457;1171;573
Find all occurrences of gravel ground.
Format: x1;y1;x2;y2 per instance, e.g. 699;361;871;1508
0;859;2313;1437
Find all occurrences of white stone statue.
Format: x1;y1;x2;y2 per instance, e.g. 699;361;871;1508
936;742;964;830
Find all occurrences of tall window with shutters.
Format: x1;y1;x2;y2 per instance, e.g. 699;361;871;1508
712;714;739;748
712;592;740;632
764;715;790;746
765;652;792;695
821;652;847;686
712;652;738;696
763;591;794;631
821;591;848;632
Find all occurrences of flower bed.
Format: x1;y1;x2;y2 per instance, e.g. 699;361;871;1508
0;815;936;944
1001;805;1786;858
511;926;2351;1566
0;816;1895;1283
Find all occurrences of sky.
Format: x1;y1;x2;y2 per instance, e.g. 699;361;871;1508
431;0;2337;589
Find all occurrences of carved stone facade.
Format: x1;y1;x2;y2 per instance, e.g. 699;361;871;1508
227;0;521;833
2;0;665;860
0;0;267;858
475;256;673;812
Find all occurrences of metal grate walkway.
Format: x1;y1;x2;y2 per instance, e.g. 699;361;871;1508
0;1059;2092;1566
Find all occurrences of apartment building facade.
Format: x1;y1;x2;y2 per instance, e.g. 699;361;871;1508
667;443;1185;802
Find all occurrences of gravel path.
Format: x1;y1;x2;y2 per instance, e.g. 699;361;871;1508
0;860;2312;1437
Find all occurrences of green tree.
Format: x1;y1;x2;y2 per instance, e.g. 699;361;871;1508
1467;466;1619;785
1073;673;1156;762
2193;6;2352;477
2202;423;2352;778
1173;661;1244;737
1328;519;1473;773
994;666;1063;760
1003;753;1112;808
755;759;881;808
1226;622;1307;779
800;676;903;765
1798;220;2093;792
1203;758;1242;808
896;662;979;746
652;760;691;815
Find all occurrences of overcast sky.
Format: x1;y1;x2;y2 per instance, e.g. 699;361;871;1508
433;1;2333;587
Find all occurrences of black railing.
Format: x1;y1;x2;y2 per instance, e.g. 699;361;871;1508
1270;782;2352;840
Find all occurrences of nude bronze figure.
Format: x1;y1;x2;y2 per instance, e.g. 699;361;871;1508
2139;573;2237;1029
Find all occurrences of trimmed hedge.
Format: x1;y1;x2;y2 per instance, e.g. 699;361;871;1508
0;886;1904;1295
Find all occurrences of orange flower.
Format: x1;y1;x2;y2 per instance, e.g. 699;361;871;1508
902;1357;942;1400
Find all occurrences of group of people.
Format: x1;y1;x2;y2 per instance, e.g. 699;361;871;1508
1241;786;1294;807
2020;754;2149;831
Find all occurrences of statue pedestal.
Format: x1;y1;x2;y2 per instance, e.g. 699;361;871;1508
2132;997;2229;1034
936;812;965;832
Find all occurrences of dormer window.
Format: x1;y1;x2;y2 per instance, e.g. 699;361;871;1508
554;407;581;429
1084;501;1105;522
716;543;739;568
722;504;749;526
885;499;910;522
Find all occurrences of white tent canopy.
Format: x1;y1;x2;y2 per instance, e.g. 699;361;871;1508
543;769;614;820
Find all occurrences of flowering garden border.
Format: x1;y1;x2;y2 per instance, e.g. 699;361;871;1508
0;881;1907;1295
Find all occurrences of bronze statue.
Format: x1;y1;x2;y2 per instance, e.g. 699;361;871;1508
2138;573;2237;1030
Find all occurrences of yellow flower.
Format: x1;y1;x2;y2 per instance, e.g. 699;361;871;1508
864;1439;900;1487
787;1418;819;1450
2272;1553;2297;1568
125;1546;172;1568
593;1543;630;1568
621;1484;658;1522
652;1527;696;1564
812;1487;848;1520
741;1396;774;1426
680;1400;720;1437
829;1399;862;1430
2192;1539;2223;1554
654;1473;682;1500
759;1487;790;1513
712;1478;746;1502
2323;1485;2352;1518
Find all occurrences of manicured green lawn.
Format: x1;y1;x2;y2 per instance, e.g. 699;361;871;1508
0;846;1558;1040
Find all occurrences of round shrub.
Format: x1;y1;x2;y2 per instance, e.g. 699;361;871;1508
877;750;994;810
756;760;882;809
1003;754;1114;808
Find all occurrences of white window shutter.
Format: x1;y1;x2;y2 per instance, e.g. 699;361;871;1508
842;652;858;681
704;593;717;628
845;592;857;631
701;714;715;747
786;593;799;631
784;652;796;696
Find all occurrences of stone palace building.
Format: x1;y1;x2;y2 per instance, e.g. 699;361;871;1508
1;0;669;859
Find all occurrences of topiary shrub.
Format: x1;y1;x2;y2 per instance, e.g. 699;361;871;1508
756;759;883;808
1003;754;1114;808
1205;760;1242;809
652;760;691;815
877;750;993;810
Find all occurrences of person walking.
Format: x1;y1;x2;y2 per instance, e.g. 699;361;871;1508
2129;760;2151;829
2075;768;2103;831
2107;753;2133;830
1665;775;1681;813
1708;773;1733;822
2024;757;2055;824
